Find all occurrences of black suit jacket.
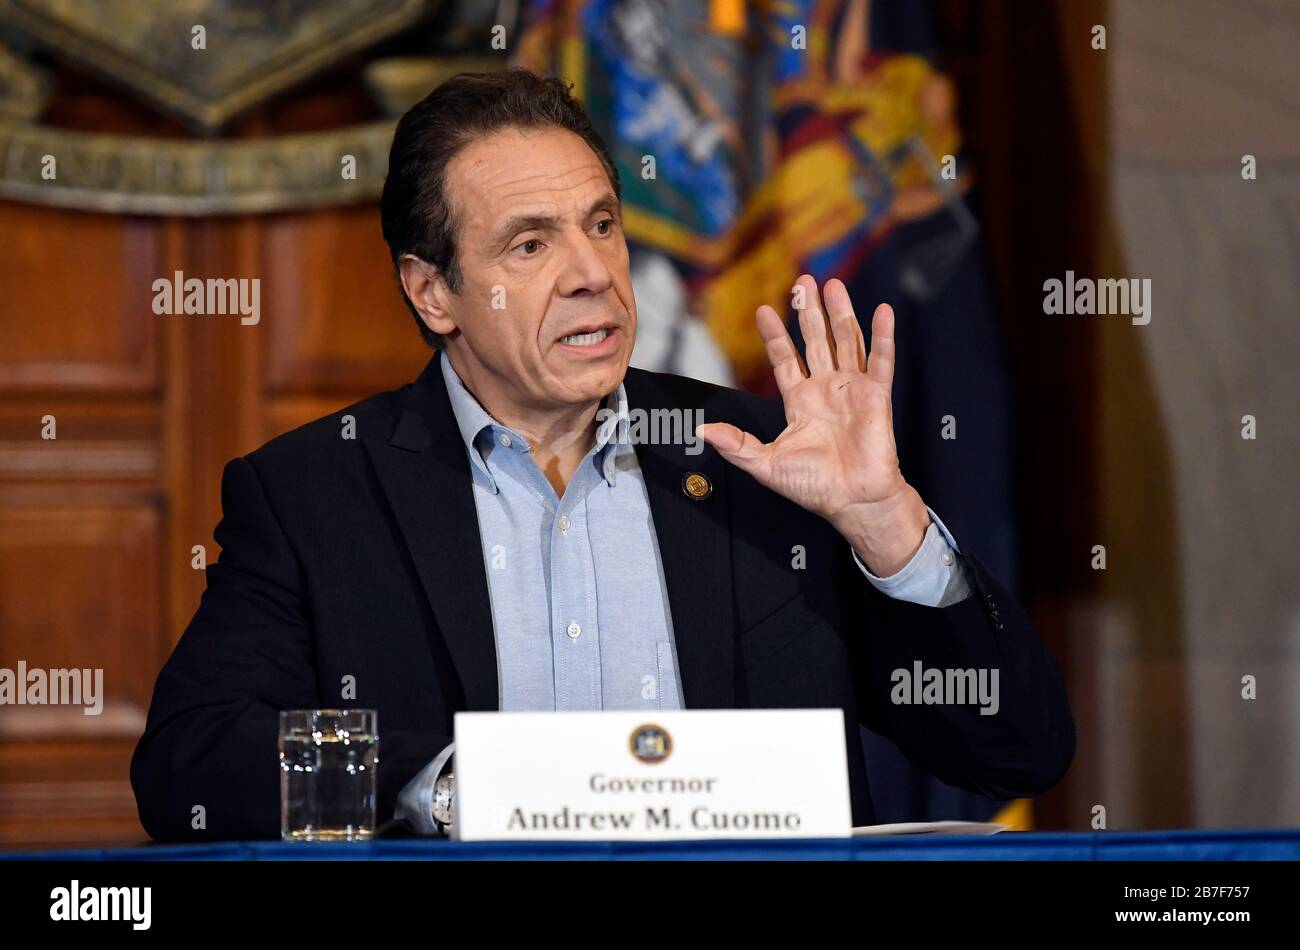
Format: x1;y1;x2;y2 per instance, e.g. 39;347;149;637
131;351;1075;841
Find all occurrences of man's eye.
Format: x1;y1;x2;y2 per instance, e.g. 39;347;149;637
515;239;541;255
592;219;612;236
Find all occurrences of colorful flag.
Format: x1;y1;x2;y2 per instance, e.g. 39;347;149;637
518;0;1029;827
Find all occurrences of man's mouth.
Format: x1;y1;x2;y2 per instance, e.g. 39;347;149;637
558;326;612;347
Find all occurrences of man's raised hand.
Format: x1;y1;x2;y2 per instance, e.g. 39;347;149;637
696;275;930;575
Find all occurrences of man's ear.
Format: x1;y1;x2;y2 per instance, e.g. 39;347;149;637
398;254;458;339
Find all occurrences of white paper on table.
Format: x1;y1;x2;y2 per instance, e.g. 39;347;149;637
852;821;1006;837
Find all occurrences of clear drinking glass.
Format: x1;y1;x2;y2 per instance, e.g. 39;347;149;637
279;709;378;841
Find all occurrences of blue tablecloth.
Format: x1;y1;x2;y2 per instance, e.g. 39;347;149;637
6;829;1298;860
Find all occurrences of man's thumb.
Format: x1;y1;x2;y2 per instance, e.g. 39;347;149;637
697;422;743;453
697;422;765;475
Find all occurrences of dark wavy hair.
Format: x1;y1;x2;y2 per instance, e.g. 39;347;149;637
380;68;622;349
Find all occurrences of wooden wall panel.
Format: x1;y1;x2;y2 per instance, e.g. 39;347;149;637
0;402;161;481
0;498;161;735
261;204;430;394
0;37;434;852
0;200;171;849
0;204;163;392
0;739;144;847
0;494;161;846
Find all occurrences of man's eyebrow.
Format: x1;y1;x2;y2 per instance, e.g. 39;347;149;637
490;213;559;250
489;194;622;250
588;193;621;220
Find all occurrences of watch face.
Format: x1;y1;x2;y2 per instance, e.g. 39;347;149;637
433;774;455;825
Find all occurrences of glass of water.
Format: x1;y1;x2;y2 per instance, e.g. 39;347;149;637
279;709;378;842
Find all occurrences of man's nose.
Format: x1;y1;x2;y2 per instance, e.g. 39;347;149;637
555;231;614;298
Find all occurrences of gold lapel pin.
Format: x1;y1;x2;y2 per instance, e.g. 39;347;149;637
681;471;712;500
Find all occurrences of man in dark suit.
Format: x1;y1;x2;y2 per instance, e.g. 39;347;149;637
131;69;1074;841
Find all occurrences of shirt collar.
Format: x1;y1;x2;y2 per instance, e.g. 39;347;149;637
439;353;628;492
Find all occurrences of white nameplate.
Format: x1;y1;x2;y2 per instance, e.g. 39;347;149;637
453;709;852;841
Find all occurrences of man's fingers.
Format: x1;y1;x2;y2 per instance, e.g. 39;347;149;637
756;304;806;396
823;278;865;372
696;422;771;479
793;274;836;375
865;302;896;389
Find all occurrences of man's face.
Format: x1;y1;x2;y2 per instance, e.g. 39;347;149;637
436;126;636;414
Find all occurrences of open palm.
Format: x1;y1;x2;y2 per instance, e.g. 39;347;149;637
698;275;928;574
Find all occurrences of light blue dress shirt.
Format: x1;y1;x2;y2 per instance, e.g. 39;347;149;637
395;357;971;833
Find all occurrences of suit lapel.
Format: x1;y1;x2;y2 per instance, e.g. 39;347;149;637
363;352;499;712
624;370;736;709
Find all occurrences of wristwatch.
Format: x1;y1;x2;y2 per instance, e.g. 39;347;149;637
432;770;455;836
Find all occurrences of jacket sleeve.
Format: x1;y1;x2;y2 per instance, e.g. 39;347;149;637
130;456;452;841
847;547;1076;800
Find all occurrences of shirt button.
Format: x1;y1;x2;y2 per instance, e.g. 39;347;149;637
498;433;512;448
941;551;954;566
558;514;571;533
566;622;582;639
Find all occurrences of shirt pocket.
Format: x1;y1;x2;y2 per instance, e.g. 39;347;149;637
656;641;682;710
